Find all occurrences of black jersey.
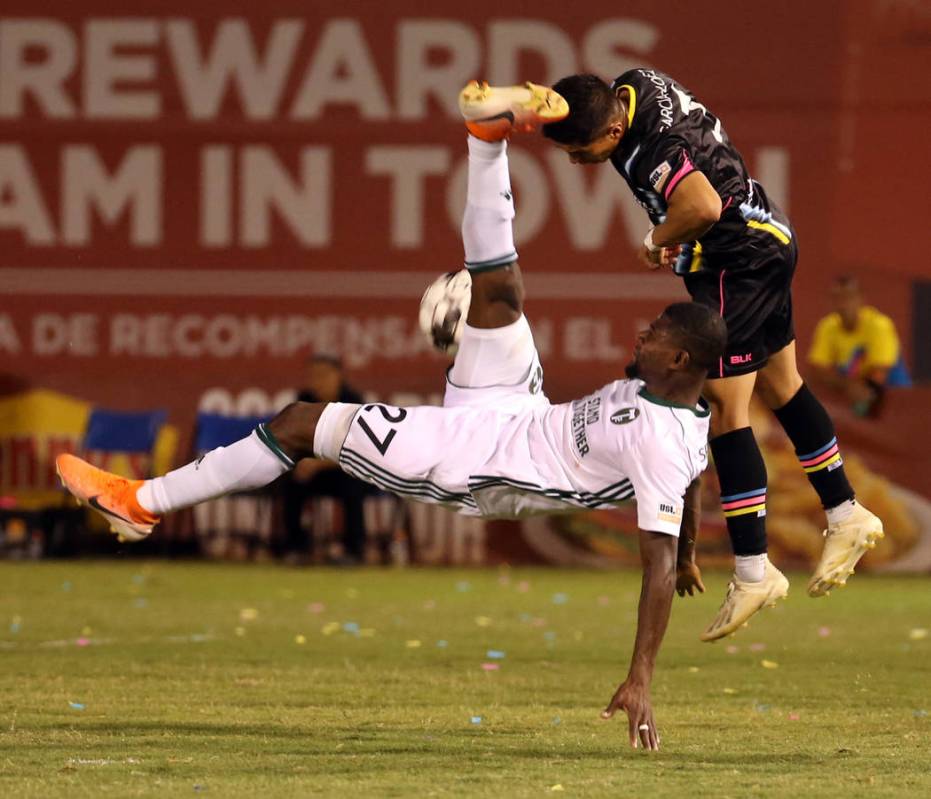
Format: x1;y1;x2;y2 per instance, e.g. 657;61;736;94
610;68;794;275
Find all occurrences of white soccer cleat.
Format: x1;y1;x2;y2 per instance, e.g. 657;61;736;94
700;559;789;642
459;80;569;141
807;502;884;597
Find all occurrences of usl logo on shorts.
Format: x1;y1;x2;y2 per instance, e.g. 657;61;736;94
610;408;640;425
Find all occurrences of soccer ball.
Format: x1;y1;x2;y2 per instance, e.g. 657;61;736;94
418;270;472;357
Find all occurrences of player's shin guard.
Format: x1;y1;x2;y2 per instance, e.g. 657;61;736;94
773;384;855;510
462;135;517;272
710;427;768;557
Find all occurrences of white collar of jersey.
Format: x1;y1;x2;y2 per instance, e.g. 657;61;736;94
637;386;711;418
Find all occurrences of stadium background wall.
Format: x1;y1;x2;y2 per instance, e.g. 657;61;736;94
1;1;929;567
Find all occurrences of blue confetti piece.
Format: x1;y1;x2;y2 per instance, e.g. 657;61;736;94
544;631;557;641
552;593;569;605
343;622;360;634
436;640;448;648
486;649;506;659
61;581;72;592
552;716;561;725
69;702;85;711
456;581;471;593
10;623;20;634
470;716;482;724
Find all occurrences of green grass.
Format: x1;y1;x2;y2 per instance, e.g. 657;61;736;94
0;562;928;797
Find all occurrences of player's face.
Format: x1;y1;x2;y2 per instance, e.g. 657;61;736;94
553;120;624;165
554;136;616;164
625;317;682;379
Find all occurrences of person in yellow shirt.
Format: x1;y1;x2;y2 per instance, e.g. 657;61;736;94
808;276;911;416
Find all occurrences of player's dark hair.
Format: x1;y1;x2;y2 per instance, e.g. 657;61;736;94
542;74;620;145
662;302;727;372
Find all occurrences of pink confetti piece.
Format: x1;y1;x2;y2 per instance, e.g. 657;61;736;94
481;662;500;671
725;645;739;654
597;596;610;606
423;599;436;610
517;581;530;593
75;637;90;647
749;642;766;652
818;626;832;638
307;602;325;614
788;712;800;720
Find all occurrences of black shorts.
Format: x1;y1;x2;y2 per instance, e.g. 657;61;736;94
684;237;799;379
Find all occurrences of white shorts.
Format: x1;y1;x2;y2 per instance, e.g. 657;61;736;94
314;315;553;516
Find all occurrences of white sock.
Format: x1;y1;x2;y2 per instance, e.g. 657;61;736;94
462;135;517;269
137;428;292;515
735;553;767;583
826;499;856;526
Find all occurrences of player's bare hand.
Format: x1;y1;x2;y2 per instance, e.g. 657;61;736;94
601;679;660;751
676;560;705;597
637;243;682;271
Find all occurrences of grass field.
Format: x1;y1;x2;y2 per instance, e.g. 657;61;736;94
0;562;928;797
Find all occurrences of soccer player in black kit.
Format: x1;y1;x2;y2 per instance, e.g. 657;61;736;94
510;69;886;640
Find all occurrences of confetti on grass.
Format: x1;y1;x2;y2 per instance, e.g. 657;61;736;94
486;650;506;659
761;659;779;669
475;616;493;627
470;716;482;724
294;635;306;645
818;626;832;638
481;663;500;671
749;642;766;652
909;628;928;641
725;645;739;654
69;702;85;711
405;640;422;648
552;593;569;605
321;622;340;636
239;608;258;622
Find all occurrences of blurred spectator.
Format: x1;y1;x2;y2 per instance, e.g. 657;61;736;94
280;354;368;564
808;276;911;417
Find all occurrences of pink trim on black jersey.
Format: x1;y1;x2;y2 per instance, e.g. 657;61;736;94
663;152;696;200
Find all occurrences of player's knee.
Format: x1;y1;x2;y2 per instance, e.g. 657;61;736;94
266;401;326;460
707;397;750;437
469;264;524;325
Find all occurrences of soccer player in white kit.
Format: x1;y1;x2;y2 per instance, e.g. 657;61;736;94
57;84;727;751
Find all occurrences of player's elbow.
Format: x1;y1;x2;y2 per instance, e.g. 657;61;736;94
694;194;722;227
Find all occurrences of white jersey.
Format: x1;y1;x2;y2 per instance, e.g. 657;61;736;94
331;376;708;538
311;314;709;537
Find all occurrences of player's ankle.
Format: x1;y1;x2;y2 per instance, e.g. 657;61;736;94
735;553;766;582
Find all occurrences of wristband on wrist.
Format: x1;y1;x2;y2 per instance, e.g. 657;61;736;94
643;227;661;253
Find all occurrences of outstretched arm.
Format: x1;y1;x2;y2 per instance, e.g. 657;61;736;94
601;529;677;751
676;478;705;597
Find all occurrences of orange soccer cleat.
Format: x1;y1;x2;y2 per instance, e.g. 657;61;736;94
56;453;160;542
459;80;569;142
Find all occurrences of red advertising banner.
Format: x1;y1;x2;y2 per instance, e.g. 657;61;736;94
1;1;928;566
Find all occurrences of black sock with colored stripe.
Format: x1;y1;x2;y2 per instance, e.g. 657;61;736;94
773;384;855;509
709;427;768;556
